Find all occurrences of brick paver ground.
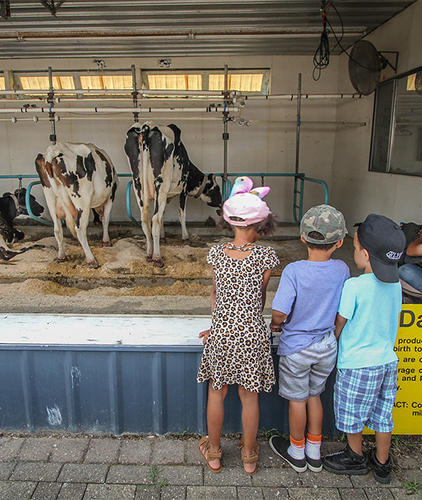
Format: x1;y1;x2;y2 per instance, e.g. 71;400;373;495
0;433;420;499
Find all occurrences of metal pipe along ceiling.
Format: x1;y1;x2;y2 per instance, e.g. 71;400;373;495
0;106;239;114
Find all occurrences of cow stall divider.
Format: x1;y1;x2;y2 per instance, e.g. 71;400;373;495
0;172;328;229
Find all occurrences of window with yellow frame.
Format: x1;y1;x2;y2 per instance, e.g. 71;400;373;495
5;68;269;96
144;70;269;94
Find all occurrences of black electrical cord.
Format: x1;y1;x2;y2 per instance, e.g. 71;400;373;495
312;0;345;81
312;24;330;81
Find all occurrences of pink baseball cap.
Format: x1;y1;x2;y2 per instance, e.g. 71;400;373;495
223;192;270;226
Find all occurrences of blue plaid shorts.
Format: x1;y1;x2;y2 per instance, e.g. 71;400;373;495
334;361;398;434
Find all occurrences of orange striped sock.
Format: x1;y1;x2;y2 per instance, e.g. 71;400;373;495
305;433;322;460
288;435;305;460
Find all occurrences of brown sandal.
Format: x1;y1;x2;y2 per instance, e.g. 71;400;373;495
239;439;260;475
198;436;223;473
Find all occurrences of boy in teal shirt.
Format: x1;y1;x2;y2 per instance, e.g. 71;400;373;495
323;214;406;484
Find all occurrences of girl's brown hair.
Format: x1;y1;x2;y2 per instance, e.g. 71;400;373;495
218;212;277;236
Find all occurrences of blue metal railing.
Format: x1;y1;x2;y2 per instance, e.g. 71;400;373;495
1;172;329;228
221;173;329;223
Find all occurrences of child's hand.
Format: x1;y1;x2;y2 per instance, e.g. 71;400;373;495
199;329;210;344
269;322;281;333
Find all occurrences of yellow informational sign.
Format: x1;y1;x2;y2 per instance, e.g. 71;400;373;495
392;304;422;434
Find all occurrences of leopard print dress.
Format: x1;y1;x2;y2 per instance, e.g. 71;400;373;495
197;243;279;393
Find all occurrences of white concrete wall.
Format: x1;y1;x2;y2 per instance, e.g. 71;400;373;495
331;0;422;232
0;55;343;224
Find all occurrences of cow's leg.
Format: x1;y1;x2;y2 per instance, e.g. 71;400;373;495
178;191;190;245
140;203;154;261
151;194;169;267
160;221;166;244
74;207;98;268
100;199;113;248
43;190;67;261
53;215;66;262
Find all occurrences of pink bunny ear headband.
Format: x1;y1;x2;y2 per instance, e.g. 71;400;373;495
223;176;271;226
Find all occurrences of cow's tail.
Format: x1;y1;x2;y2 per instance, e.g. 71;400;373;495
0;244;48;262
65;215;78;239
140;123;151;151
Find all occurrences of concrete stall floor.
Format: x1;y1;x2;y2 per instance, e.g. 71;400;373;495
0;432;420;499
0;220;358;316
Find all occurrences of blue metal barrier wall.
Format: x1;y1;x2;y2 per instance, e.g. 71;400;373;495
0;314;338;436
0;344;337;436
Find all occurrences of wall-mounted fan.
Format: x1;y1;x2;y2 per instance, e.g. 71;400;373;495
348;40;391;95
415;71;422;96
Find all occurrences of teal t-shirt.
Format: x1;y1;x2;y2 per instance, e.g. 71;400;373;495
337;273;402;369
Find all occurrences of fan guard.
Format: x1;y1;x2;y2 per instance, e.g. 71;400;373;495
349;40;382;96
415;71;422;96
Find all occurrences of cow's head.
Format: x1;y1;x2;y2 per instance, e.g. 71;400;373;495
200;174;223;215
14;188;44;217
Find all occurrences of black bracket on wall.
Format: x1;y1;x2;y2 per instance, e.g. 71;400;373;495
0;0;11;19
39;0;65;16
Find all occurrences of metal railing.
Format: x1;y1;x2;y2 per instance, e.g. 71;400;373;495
1;172;329;228
221;173;329;223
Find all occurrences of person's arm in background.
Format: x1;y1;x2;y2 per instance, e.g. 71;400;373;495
407;230;422;257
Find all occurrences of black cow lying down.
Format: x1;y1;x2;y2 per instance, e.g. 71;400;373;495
0;188;44;242
0;188;45;261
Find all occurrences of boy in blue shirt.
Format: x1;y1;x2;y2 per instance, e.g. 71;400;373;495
323;214;406;484
269;205;350;472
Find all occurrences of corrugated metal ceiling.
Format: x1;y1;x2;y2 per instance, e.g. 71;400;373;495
0;0;417;59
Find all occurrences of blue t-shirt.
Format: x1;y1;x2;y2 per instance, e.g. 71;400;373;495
272;259;350;356
337;273;402;369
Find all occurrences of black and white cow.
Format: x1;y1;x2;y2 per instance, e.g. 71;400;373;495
35;142;119;268
0;188;44;242
0;188;45;261
124;122;222;267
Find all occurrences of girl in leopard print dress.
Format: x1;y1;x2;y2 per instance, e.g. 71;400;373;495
197;177;279;475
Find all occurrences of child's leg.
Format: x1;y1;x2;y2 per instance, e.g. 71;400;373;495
374;431;391;463
347;431;363;455
206;382;228;469
306;395;323;436
289;400;307;441
269;399;307;472
305;395;323;464
238;385;259;474
371;431;393;483
289;400;308;460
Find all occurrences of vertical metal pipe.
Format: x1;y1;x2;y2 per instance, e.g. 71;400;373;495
48;66;57;144
222;64;229;199
295;73;302;174
131;64;139;123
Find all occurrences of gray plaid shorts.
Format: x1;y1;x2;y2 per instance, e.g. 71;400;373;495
278;331;337;401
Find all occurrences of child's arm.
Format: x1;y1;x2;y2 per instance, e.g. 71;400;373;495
270;310;288;332
334;313;347;339
261;268;272;310
199;269;217;344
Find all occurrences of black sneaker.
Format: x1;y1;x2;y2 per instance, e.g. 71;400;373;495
269;436;307;472
323;444;368;475
306;454;323;472
370;448;392;484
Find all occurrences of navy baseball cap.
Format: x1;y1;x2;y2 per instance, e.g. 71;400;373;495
355;214;406;283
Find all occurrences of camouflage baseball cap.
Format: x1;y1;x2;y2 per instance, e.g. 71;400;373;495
300;204;347;244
